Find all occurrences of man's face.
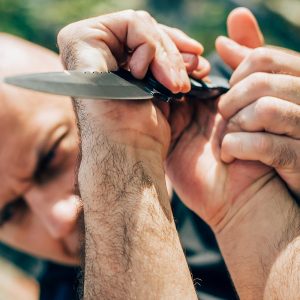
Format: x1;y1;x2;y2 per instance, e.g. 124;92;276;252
0;35;81;265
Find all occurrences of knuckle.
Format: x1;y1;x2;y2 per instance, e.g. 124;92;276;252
122;9;137;22
255;98;300;134
230;112;247;130
250;47;273;68
254;97;277;121
57;25;72;48
248;72;270;91
57;25;79;70
124;9;136;18
136;10;152;20
170;51;184;63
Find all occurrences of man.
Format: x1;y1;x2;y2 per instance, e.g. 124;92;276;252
0;33;81;265
0;24;209;298
0;23;204;263
57;7;300;299
1;7;299;299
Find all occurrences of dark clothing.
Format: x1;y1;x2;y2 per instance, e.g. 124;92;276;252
173;194;237;300
38;262;81;300
38;195;237;300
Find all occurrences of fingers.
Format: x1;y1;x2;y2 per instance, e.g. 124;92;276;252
221;132;298;170
227;7;264;48
57;22;120;72
230;47;300;85
216;36;252;70
159;24;204;55
150;27;190;93
129;42;156;78
58;10;193;94
226;97;300;139
191;56;211;78
181;53;199;73
160;24;210;78
221;132;300;197
216;7;264;70
219;73;300;119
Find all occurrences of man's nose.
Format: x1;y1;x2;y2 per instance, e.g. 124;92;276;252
25;189;81;239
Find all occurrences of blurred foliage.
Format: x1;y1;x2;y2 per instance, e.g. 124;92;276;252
1;0;300;55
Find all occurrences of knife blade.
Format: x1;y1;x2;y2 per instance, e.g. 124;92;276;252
4;68;229;102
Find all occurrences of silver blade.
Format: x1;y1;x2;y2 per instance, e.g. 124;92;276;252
4;71;153;100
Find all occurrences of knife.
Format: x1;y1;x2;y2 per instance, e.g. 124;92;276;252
4;68;229;102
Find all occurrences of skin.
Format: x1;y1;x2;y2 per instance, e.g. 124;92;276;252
58;7;300;300
0;33;81;265
0;21;206;267
217;40;300;199
58;10;208;299
0;8;299;298
167;8;300;298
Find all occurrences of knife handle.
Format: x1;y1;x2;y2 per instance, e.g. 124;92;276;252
143;71;229;102
115;68;229;102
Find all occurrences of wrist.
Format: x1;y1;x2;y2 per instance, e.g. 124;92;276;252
78;116;195;299
73;98;170;158
79;133;168;209
215;177;299;299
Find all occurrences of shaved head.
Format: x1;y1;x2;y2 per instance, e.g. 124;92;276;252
0;33;81;264
0;33;62;76
0;33;65;118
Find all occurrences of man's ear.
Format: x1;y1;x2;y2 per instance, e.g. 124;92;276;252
216;7;264;70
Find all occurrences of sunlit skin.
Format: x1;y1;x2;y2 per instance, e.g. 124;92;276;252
1;7;299;276
59;8;299;299
0;34;81;265
0;26;205;265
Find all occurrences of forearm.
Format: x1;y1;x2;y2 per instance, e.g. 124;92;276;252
77;113;197;299
215;178;300;299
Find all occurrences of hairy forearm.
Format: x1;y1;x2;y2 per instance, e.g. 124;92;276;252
215;178;300;299
264;235;300;299
77;114;196;299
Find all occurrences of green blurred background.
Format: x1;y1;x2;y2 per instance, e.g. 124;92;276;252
1;0;300;55
0;0;300;298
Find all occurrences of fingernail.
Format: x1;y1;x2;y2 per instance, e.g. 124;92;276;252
180;69;190;92
182;53;195;65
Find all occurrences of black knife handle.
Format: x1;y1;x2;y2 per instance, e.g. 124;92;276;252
114;68;229;102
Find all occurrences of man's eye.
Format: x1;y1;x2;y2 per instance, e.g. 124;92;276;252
39;147;57;173
0;198;27;227
34;130;69;183
34;141;61;183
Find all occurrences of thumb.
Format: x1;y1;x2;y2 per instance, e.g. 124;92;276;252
216;7;264;70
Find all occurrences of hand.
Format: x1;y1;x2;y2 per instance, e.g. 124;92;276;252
167;9;300;299
216;21;300;199
57;10;209;158
58;11;205;299
166;7;271;230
